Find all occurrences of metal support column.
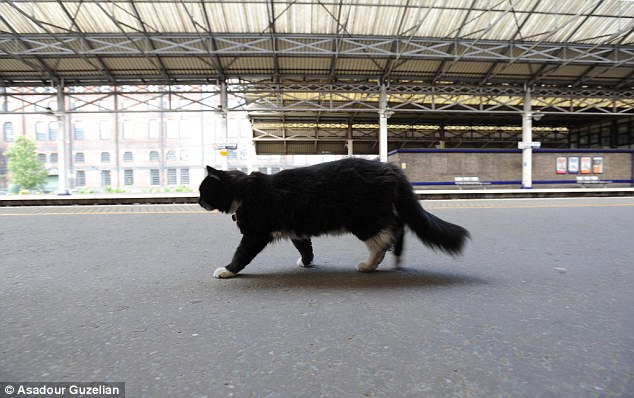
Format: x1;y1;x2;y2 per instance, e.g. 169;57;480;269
56;86;70;195
220;81;229;170
247;140;256;174
113;86;121;189
521;86;533;189
347;120;353;157
379;84;389;162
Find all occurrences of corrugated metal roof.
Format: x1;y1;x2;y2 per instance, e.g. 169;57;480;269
1;1;631;40
0;0;632;134
1;1;631;67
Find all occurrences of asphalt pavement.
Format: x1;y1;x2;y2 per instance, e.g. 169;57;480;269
1;197;633;397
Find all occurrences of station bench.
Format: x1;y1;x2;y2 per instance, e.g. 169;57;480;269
576;175;612;188
454;176;491;189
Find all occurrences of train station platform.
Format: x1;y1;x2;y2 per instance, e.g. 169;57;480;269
1;197;633;397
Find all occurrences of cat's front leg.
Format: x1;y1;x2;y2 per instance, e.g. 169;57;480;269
213;267;236;279
214;233;272;279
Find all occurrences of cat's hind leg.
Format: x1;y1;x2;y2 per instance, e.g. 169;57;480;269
356;229;394;272
292;237;314;268
392;219;405;269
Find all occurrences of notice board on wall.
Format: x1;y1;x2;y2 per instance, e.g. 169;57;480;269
556;156;604;175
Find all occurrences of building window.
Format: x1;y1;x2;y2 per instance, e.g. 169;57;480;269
166;119;178;139
123;151;133;162
73;121;85;140
99;120;110;140
166;150;176;160
48;121;58;141
3;122;14;142
76;171;86;187
50;153;58;164
150;169;160;186
101;152;110;163
36;122;47;141
101;170;111;187
122;120;133;139
179;119;190;138
148;119;160;139
180;150;189;161
124;169;134;186
75;152;85;163
37;153;47;163
149;151;160;161
180;168;190;185
167;168;177;185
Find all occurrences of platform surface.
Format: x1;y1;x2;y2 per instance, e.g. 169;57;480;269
1;197;633;397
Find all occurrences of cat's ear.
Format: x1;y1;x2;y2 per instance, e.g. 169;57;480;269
206;166;222;180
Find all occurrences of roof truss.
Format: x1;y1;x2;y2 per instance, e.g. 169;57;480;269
3;33;632;63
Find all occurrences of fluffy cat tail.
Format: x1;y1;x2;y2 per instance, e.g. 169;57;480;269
395;179;471;256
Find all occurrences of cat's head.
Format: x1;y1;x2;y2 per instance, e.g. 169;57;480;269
198;166;236;213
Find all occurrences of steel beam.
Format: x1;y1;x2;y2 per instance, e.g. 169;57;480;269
1;34;632;68
2;82;631;119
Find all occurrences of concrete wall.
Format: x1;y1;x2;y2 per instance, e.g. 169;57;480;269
389;149;634;188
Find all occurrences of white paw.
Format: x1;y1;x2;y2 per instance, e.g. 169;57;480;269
213;267;237;279
356;261;378;273
296;258;313;268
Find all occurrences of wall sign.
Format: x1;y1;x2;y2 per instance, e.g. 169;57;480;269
592;157;604;174
568;157;579;174
556;157;567;174
556;156;605;175
580;157;592;174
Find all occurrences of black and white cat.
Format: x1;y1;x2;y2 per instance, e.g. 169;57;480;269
198;158;470;278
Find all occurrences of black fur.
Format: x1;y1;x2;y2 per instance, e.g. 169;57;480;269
198;158;470;278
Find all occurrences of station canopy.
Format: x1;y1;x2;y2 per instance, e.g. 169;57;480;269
1;0;634;153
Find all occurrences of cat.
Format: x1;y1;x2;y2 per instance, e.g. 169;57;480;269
198;158;470;278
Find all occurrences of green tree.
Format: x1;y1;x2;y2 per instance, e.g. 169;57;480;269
6;136;48;192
